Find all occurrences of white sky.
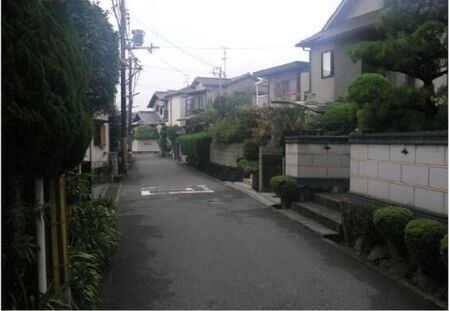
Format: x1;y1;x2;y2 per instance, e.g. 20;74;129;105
98;0;342;111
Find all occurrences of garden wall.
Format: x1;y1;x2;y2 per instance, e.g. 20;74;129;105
131;139;159;153
349;131;448;216
285;136;350;189
210;143;244;168
259;145;283;192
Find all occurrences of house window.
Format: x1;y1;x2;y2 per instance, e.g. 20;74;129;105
186;98;193;116
321;50;334;78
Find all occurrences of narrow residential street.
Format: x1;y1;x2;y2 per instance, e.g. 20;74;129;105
100;154;437;310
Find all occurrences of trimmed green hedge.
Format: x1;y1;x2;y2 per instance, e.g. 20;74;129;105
321;103;357;135
441;234;448;255
373;206;414;259
270;176;298;201
404;218;446;271
180;132;211;168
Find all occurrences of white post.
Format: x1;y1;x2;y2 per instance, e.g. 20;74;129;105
35;177;47;293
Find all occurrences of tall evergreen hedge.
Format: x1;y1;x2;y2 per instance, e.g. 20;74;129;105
2;0;92;176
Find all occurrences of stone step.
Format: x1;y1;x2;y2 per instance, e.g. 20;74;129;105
313;192;349;212
278;209;340;239
291;201;342;233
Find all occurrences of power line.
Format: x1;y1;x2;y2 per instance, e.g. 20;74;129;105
132;17;216;68
154;46;298;50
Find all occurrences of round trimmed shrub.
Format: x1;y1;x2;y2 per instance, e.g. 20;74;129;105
373;206;414;258
270;176;298;201
404;218;446;269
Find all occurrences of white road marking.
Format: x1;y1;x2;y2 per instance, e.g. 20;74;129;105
141;185;214;196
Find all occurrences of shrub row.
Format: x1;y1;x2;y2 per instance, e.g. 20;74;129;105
180;132;211;168
373;206;447;277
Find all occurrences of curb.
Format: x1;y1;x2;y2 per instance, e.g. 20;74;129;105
224;181;277;207
113;182;123;205
224;181;447;310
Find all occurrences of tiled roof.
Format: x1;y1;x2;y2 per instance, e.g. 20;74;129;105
225;73;258;86
192;77;231;87
253;61;309;77
134;111;164;126
295;10;380;47
148;91;170;108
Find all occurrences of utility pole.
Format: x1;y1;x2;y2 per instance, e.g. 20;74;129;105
222;47;228;79
119;0;128;174
128;56;133;136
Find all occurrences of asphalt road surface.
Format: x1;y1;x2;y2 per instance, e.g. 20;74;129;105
100;154;438;310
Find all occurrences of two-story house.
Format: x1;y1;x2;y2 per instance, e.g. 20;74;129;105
224;73;259;103
295;0;447;104
185;77;231;117
253;61;310;106
147;91;171;124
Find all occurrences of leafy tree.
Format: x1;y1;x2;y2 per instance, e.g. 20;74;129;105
321;103;358;135
133;125;159;140
348;0;448;115
47;0;120;115
347;74;445;132
253;107;315;145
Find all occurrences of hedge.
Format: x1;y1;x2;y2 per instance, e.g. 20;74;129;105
404;218;446;274
373;206;414;259
270;176;298;201
180;132;211;168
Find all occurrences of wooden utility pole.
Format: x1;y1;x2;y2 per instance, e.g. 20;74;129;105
128;56;133;136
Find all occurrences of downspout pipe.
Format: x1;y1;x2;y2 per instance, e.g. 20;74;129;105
254;77;265;106
35;176;47;293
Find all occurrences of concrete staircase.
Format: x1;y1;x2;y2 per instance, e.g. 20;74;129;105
290;192;348;240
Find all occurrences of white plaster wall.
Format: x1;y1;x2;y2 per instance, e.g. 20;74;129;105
350;143;448;215
285;142;350;179
210;143;244;168
132;139;160;153
169;95;185;127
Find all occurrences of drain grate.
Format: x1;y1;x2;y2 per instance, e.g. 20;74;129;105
141;185;214;196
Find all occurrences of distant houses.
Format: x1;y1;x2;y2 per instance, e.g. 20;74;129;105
147;0;447;128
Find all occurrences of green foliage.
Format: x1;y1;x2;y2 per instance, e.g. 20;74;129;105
208;108;258;144
2;0;93;176
348;0;447;90
404;218;446;269
133;125;159;140
373;206;414;258
270;176;298;201
48;0;119;115
441;234;448;255
212;95;251;117
66;172;119;309
243;139;260;161
237;159;259;176
180;132;212;167
69;249;102;309
253;107;318;144
347;74;444;132
158;125;180;155
321;103;358;135
185;108;218;134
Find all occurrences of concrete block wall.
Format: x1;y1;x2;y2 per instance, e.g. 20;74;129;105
285;136;350;179
210;143;244;168
350;132;448;216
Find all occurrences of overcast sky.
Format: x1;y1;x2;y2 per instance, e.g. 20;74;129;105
98;0;342;111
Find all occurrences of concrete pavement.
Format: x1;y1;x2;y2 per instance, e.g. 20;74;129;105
100;154;439;310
